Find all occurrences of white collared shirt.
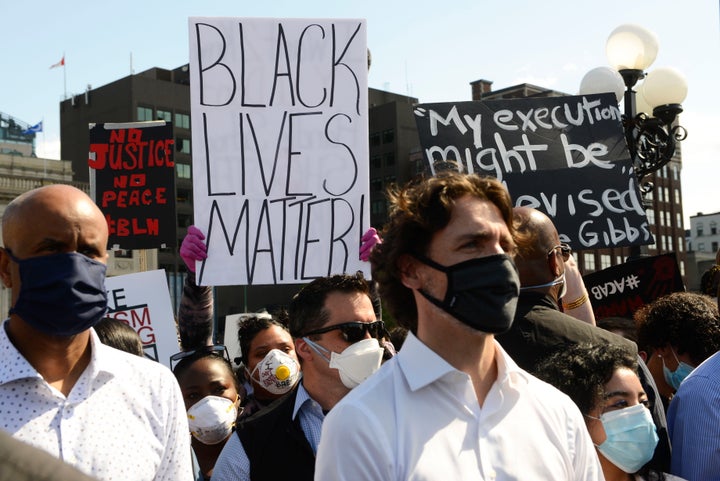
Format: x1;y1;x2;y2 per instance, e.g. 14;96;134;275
315;332;604;481
0;320;193;481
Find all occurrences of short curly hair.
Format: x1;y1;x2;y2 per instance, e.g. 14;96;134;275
237;312;290;367
635;292;720;365
535;342;638;415
370;171;514;332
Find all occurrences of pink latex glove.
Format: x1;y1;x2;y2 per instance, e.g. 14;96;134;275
180;225;207;272
359;227;382;262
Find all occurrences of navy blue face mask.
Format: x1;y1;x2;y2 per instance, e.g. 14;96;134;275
414;253;520;334
5;250;108;337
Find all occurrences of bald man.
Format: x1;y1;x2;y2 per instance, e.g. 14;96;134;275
497;206;637;370
0;185;192;481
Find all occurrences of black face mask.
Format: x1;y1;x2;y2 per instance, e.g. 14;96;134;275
414;253;520;334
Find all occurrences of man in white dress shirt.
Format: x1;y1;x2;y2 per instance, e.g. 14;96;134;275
0;185;192;481
314;171;604;480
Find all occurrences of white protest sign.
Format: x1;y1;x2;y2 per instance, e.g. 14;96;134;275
189;17;370;286
105;269;180;368
223;313;244;365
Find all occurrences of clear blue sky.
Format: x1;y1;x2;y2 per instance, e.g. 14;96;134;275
3;0;718;225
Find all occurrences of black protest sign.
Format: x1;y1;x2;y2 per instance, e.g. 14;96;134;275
88;122;176;250
413;94;652;250
188;17;370;286
583;253;684;320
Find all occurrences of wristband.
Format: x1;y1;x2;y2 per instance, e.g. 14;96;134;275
563;292;588;310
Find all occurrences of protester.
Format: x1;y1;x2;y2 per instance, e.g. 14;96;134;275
0;184;192;480
635;291;720;409
94;317;144;356
315;172;603;480
536;342;685;481
211;272;384;481
498;206;637;372
667;349;720;481
172;346;243;481
235;312;300;418
597;316;639;345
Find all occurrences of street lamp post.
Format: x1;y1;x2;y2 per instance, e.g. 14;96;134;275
580;24;688;260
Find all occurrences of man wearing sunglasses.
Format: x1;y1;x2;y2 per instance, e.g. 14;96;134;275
497;206;638;370
212;272;384;481
315;172;603;480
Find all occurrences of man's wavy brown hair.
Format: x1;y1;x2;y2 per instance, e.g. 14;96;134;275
370;171;514;332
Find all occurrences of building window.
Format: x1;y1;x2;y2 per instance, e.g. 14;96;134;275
177;138;191;154
370;178;382;191
615;255;623;265
384;152;395;167
137;106;153;121
177;188;192;203
674;189;680;204
699;242;705;251
175;112;190;129
697;223;704;236
678;237;683;253
369;132;381;147
676;213;682;229
583;253;596;272
646;208;655;226
646;189;654;201
600;254;611;269
371;199;386;215
664;188;670;204
711;222;718;235
658;212;665;227
176;163;191;179
673;165;679;181
371;155;382;169
661;235;667;251
649;236;657;250
713;241;719;253
680;260;685;276
657;187;664;202
666;212;671;227
157;109;172;122
382;129;394;144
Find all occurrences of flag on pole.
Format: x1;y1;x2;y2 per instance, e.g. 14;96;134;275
50;56;65;69
22;121;43;135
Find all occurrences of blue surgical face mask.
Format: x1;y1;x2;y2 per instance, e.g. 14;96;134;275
6;250;108;337
590;403;659;474
662;349;694;390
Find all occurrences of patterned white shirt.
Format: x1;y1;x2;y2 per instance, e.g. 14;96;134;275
0;320;193;481
315;332;604;481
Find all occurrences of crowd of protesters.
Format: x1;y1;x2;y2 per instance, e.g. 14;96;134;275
1;172;719;481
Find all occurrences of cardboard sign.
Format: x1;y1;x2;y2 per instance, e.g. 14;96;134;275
188;17;370;286
413;94;652;250
583;253;685;320
88;121;177;250
105;270;180;368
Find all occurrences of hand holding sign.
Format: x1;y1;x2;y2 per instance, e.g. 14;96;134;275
360;227;381;262
180;226;208;273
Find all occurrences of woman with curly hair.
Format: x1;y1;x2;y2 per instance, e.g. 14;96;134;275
536;342;686;481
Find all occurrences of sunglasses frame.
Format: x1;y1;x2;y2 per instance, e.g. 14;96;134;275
303;320;386;344
169;344;230;369
547;243;572;262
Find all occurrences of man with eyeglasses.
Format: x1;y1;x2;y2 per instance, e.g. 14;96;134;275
211;272;385;481
496;206;637;371
315;172;603;480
